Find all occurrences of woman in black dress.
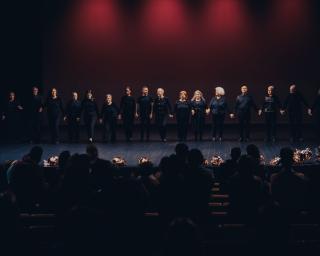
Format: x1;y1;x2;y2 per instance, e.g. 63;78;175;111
82;90;99;143
206;87;230;142
120;86;135;142
1;92;23;142
153;88;173;142
45;88;64;144
258;85;282;142
100;94;120;143
191;90;207;141
64;92;82;143
174;90;191;141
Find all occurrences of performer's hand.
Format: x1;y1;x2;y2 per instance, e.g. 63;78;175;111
99;118;103;124
169;114;174;118
258;110;262;116
149;114;153;119
76;117;80;122
118;114;121;120
39;107;43;113
17;105;23;110
205;108;210;115
229;113;235;119
308;109;312;116
63;116;67;121
280;110;285;115
1;115;5;121
191;110;195;116
135;113;139;118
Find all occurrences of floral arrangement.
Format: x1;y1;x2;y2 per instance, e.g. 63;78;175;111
209;155;224;166
112;156;127;167
138;157;153;168
269;157;281;166
43;156;59;167
293;148;312;164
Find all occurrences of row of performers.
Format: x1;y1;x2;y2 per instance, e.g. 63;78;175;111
1;84;320;144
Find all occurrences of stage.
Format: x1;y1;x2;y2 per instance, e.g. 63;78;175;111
1;139;319;166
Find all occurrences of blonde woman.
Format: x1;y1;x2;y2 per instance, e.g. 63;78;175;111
191;90;207;141
174;90;191;141
206;87;230;142
153;88;173;142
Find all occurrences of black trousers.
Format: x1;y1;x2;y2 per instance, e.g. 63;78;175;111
67;117;80;142
29;114;42;143
265;112;277;140
238;112;251;140
123;116;134;141
193;116;205;140
103;119;117;142
84;115;97;140
6;117;20;142
140;116;151;140
212;114;225;138
155;114;167;140
177;116;189;141
48;114;60;143
289;112;302;140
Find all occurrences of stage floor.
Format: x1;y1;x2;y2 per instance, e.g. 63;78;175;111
1;139;319;166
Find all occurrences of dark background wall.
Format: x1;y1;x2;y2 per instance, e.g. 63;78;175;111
2;0;320;123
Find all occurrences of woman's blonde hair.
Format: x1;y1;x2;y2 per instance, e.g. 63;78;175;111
191;90;205;101
179;90;188;99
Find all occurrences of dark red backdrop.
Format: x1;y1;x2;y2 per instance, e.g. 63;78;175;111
44;0;320;123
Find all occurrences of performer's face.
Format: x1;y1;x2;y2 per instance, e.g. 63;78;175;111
72;92;78;100
32;87;38;96
290;85;296;94
52;89;57;97
241;86;248;94
107;95;112;103
179;92;186;100
157;89;164;97
142;87;148;96
9;92;15;101
195;91;201;100
125;88;131;96
267;87;273;96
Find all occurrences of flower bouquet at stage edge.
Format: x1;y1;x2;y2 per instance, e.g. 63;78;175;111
204;155;224;167
269;148;313;166
112;156;127;167
43;156;59;167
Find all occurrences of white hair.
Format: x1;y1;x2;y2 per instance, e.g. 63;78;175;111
215;87;225;96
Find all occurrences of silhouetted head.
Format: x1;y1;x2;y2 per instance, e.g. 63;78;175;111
237;155;254;177
86;144;98;161
175;143;189;158
246;144;260;162
32;87;39;96
28;146;43;164
230;147;241;161
187;149;204;167
280;147;294;168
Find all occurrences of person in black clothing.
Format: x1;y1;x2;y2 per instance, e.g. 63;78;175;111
45;88;64;144
27;87;43;143
82;90;99;143
258;85;282;142
206;87;231;142
281;84;311;142
136;86;153;142
153;88;173;142
1;92;23;142
233;85;259;142
309;88;320;141
174;91;191;141
100;94;120;143
64;92;82;143
190;90;207;141
120;86;135;142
